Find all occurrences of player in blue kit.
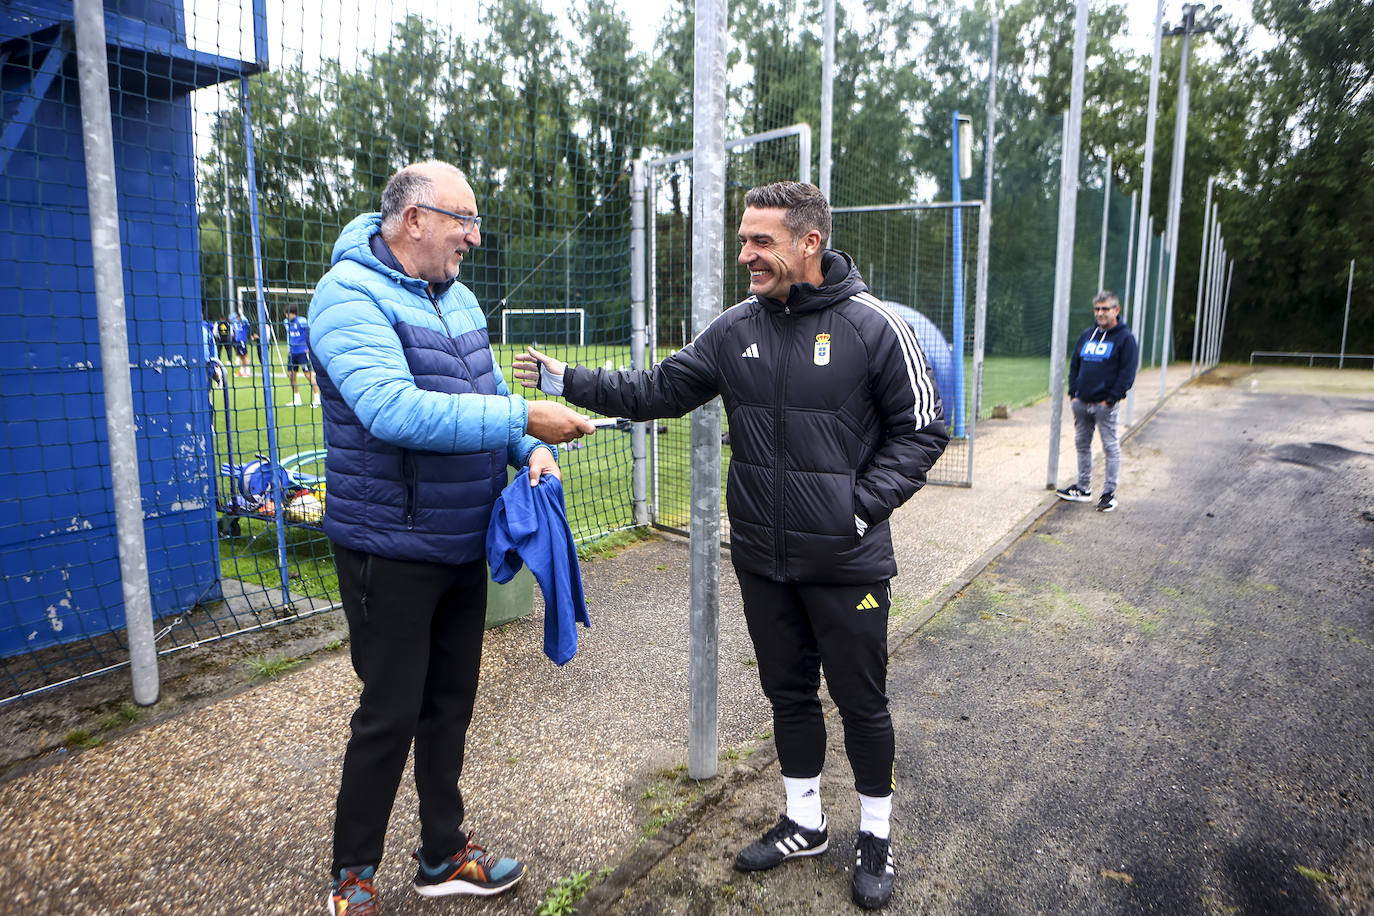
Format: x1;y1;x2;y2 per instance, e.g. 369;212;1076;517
284;305;319;407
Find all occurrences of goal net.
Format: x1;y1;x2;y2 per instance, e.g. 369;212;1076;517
500;308;586;346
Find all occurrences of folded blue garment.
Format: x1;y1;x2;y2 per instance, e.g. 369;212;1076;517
486;469;589;665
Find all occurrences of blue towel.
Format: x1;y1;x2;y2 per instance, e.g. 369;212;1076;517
486;469;589;665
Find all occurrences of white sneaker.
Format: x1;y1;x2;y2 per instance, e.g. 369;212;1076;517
311;395;321;408
291;394;302;406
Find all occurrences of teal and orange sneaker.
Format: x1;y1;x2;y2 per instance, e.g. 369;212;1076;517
328;866;379;916
412;834;525;897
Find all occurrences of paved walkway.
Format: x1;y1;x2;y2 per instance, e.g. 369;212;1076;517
4;365;1369;914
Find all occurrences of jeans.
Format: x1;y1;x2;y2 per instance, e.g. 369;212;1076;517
1072;398;1122;494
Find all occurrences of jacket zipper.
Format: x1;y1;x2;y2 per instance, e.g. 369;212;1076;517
772;306;793;578
402;450;416;529
428;289;475;379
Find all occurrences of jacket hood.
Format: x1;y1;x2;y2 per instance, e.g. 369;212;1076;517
757;249;868;314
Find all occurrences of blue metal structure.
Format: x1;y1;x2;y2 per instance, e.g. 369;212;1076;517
0;0;256;658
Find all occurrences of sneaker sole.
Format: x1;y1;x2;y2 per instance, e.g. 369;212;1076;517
413;871;523;898
734;839;829;872
1056;493;1092;502
1098;505;1116;512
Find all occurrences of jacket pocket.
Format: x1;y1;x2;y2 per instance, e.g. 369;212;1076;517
783;468;859;550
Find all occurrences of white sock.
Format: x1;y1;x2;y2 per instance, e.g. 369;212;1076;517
783;776;824;830
859;793;892;839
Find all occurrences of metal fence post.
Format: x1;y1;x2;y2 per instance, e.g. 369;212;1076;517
1191;177;1215;377
1097;152;1111;292
629;161;649;526
1127;0;1164;425
820;0;834;198
970;14;997;475
689;0;727;781
1045;0;1089;490
73;0;160;705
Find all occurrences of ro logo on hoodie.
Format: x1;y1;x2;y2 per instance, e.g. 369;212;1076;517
1081;338;1115;361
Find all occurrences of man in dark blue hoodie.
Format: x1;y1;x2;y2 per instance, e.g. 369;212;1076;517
1057;290;1138;512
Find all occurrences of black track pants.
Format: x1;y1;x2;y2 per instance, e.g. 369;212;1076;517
736;567;894;797
331;544;488;873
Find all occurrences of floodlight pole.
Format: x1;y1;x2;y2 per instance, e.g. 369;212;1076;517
1127;0;1164;426
1159;3;1216;400
73;0;159;705
688;0;727;781
1045;0;1090;490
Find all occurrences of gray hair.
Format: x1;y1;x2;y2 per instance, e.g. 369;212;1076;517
1093;290;1120;310
744;181;831;248
379;161;467;234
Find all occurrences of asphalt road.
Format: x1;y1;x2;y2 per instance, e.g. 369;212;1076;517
608;374;1374;915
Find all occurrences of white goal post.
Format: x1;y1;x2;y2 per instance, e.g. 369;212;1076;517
500;308;586;346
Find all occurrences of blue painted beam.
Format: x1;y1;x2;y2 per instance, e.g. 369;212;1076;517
0;27;68;177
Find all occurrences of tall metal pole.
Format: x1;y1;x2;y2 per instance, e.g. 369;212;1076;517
951;111;968;438
1190;176;1214;377
629;161;649;525
819;0;834;198
1127;0;1165;425
1159;3;1216;399
1340;260;1354;368
1159;24;1191;398
1154;234;1167;366
1218;258;1234;366
1122;192;1138;323
1097;152;1112;292
688;0;727;781
970;15;998;480
1046;0;1090;489
73;0;159;705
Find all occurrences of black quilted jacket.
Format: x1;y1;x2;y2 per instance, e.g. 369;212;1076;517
563;250;948;583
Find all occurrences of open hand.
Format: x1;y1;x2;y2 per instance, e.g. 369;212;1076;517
513;346;567;390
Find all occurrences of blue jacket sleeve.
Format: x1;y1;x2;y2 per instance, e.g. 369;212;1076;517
310;276;534;455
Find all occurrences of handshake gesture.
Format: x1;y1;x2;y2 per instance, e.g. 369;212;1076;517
517;347;588;445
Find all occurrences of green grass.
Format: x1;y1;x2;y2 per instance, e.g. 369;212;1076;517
244;652;302;681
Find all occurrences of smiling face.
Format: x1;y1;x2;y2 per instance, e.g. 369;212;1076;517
387;165;482;288
415;170;481;284
737;206;823;301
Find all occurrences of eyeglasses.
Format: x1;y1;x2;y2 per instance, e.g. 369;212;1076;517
1093;305;1117;312
416;204;482;233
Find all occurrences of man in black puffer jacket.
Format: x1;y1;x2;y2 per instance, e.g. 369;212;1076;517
514;181;947;909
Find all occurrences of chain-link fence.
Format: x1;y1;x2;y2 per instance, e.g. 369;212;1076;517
3;0;1176;701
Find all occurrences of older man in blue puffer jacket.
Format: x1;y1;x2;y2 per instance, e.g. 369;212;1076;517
310;161;594;915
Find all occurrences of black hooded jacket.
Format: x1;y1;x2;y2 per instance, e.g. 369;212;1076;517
562;250;948;583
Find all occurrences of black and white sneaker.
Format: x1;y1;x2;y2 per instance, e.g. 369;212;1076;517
1096;491;1117;512
852;831;895;909
1056;484;1092;502
733;814;829;871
